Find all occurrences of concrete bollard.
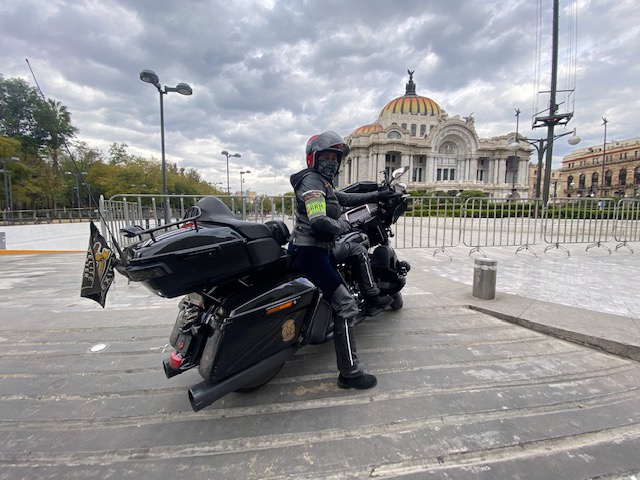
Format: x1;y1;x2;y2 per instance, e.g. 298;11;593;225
472;258;497;300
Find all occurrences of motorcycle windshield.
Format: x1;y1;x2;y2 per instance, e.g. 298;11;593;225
392;200;408;224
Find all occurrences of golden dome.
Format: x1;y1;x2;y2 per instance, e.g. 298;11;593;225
379;70;441;117
380;95;441;117
351;123;382;136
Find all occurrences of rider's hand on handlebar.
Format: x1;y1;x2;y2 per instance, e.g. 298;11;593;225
348;218;366;229
377;189;402;202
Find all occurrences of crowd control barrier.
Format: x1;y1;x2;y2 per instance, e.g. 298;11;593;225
98;194;638;258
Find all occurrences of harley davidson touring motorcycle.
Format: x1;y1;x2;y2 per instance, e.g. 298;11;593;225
115;167;411;412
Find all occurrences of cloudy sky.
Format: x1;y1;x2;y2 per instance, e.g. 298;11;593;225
1;0;638;195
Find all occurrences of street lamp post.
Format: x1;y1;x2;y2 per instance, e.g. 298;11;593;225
600;117;608;197
1;157;19;221
509;132;579;202
140;69;193;224
65;171;88;209
221;151;241;195
508;110;580;203
239;170;251;220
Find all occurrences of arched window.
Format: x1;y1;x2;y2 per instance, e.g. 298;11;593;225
578;173;586;189
605;170;612;187
387;131;401;139
634;167;640;185
567;175;575;196
619;168;627;186
591;171;598;188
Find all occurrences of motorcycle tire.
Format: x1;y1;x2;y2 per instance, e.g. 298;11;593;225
234;363;285;393
390;292;403;310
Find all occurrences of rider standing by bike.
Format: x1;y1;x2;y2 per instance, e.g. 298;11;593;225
289;131;400;389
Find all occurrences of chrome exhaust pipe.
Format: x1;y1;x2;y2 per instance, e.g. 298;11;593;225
188;346;297;412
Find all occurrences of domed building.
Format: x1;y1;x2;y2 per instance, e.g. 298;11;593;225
339;71;531;197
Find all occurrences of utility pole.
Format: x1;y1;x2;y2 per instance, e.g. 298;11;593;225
532;0;576;205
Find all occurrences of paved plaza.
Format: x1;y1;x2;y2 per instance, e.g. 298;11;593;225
0;244;639;479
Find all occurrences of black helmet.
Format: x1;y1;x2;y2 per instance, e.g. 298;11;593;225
305;131;349;168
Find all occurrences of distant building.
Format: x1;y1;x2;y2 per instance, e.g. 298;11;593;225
528;164;566;198
561;137;640;198
341;71;531;198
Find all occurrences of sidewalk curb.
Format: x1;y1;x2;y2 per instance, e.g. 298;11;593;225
471;305;640;363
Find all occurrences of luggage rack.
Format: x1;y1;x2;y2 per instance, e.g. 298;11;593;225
120;206;203;243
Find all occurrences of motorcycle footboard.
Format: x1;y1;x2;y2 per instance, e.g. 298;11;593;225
188;346;297;412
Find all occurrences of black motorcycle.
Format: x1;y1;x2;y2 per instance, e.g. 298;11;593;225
115;167;410;412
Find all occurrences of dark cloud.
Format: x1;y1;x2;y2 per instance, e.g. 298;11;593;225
1;0;638;194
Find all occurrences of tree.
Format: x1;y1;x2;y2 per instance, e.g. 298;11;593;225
0;76;77;164
108;143;135;165
33;99;78;170
0;77;37;136
0;137;21;158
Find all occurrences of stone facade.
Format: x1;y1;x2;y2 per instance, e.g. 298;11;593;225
340;71;532;198
560;137;640;198
528;164;566;198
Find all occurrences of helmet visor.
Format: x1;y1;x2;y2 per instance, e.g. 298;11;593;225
306;131;349;157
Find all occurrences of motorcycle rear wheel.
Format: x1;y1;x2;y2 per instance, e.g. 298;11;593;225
234;363;285;393
390;292;403;310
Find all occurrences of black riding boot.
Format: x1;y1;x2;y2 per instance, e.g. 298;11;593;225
330;285;377;389
353;251;391;310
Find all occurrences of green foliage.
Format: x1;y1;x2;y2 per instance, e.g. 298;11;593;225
0;76;77;163
0;137;21;163
269;192;295;216
407;189;434;196
457;189;488;202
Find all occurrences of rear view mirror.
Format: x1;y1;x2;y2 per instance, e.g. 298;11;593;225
392;166;409;180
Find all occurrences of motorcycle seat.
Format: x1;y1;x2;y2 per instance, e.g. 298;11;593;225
195;196;272;240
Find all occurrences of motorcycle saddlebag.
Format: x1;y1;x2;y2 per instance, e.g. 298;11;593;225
198;276;320;381
370;245;406;295
121;224;263;298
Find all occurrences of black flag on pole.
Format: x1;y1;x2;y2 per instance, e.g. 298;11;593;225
81;221;116;307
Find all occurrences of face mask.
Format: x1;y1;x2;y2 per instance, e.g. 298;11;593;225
316;158;339;180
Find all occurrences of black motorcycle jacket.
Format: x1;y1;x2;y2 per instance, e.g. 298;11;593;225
290;168;380;249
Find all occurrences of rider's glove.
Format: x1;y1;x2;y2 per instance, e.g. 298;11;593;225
349;218;366;229
377;190;402;202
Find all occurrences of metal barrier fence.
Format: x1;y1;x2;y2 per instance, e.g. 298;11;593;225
392;197;462;259
100;194;295;247
462;197;544;257
98;194;638;257
1;208;97;225
543;197;616;255
614;198;640;253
